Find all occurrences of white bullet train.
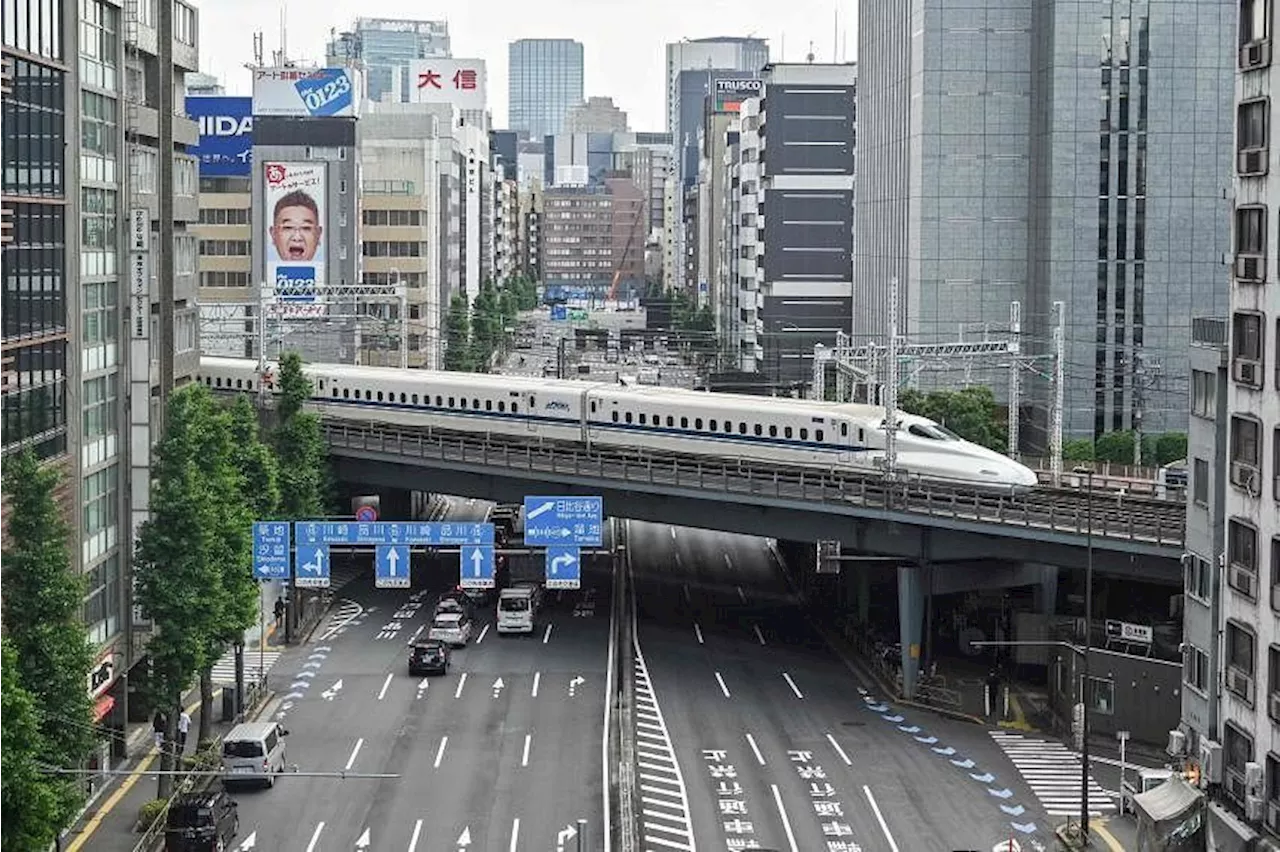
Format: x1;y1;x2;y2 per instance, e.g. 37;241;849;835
196;357;1040;492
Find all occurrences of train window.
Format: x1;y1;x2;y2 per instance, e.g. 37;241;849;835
448;396;455;407
398;393;405;403
342;388;349;399
784;427;792;439
754;424;763;436
331;388;339;398
364;390;372;400
377;391;384;402
653;413;660;427
799;428;807;440
625;412;634;424
472;399;480;409
724;421;732;433
235;379;242;389
611;411;619;423
815;429;824;441
840;423;849;438
318;380;326;391
639;414;647;425
498;401;506;412
695;418;703;430
858;428;865;443
738;422;747;434
680;417;688;429
710;419;717;431
590;401;597;413
530;395;537;408
511;403;519;414
435;395;442;406
486;400;493;411
769;425;778;437
666;416;674;427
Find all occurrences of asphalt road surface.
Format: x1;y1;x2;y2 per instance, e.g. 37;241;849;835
625;520;1061;852
227;498;613;851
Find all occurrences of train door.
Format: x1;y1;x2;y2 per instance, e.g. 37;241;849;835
580;388;596;450
832;419;852;464
526;393;538;432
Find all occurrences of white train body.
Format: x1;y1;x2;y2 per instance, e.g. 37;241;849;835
196;357;1039;492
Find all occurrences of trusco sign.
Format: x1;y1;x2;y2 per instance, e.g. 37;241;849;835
712;78;763;112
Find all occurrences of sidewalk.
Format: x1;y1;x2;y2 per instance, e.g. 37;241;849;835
1055;815;1137;851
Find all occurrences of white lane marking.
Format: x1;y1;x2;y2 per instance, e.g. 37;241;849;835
682;584;690;602
693;623;704;644
521;733;532;767
508;817;520;852
670;527;677;540
531;671;541;698
409;624;424;641
406;819;423;852
724;553;734;571
736;585;746;603
304;822;325;852
343;738;363;771
376;672;394;701
632;641;695;851
454;672;468;699
864;785;901;852
476;623;490;644
770;784;800;852
782;672;804;699
745;733;766;766
752;624;766;645
433;736;448;769
714;671;731;698
542;623;554;644
826;733;852;766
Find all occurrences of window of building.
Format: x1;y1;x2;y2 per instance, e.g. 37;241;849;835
1230;520;1260;597
83;553;121;647
82;462;119;539
176;311;195;352
129;147;157;194
2;0;64;59
3;203;66;339
136;0;156;28
0;342;67;458
198;239;250;256
173;0;197;45
1191;369;1215;417
1224;723;1255;794
174;157;197;197
199;271;250;288
80;186;117;252
1273;536;1280;612
1193;457;1210;505
82;280;118;347
82;373;117;439
1239;99;1270;153
1085;677;1114;715
199;207;249;225
1232;415;1263;476
1236;205;1268;255
2;60;67;197
1269;645;1280;720
174;234;196;275
1228;620;1258;702
1234;311;1265;362
81;90;117;161
1183;643;1210;692
1186;553;1212;600
361;241;425;258
79;0;119;91
1241;0;1272;46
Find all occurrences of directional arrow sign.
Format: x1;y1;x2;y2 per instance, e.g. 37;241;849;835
898;725;921;734
932;746;956;756
523;496;603;547
294;544;331;588
252;522;290;580
1011;822;1038;835
568;675;585;696
915;736;938;745
458;545;495;589
492;677;505;697
988;787;1014;799
355;827;370;849
456;827;472;848
970;772;995;783
545;545;581;590
882;714;904;723
951;758;975;769
1000;804;1026;817
238;831;257;851
376;545;411;589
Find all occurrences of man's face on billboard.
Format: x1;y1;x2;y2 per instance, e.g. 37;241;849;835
270;203;322;261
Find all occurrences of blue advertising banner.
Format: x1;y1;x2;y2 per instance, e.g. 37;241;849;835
186;96;252;177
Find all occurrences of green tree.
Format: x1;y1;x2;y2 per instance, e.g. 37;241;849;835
228;396;281;520
443;294;473;372
898;386;1008;452
470;281;502;370
0;449;96;825
498;288;518;326
1152;432;1188;467
1093;430;1137;464
135;385;229;797
275;354;329;520
2;638;63;852
1062;438;1095;462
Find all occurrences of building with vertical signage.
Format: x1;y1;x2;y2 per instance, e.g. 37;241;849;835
407;57;491;133
665;37;769;136
508;39;584;140
723;63;856;388
855;2;1233;446
564;96;628;134
326;17;451;104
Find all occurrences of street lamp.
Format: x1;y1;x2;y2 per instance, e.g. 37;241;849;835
1081;468;1096;836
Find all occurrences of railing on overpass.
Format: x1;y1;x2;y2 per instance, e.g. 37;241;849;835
319;419;1187;548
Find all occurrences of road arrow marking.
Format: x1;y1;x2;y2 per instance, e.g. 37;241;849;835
1000;804;1026;817
556;824;577;852
321;678;344;701
915;736;938;744
314;645;332;652
898;725;921;734
492;677;505;697
988;787;1014;799
354;826;370;849
290;681;310;690
882;714;904;723
932;746;956;756
296;671;315;679
970;772;995;783
416;678;430;696
280;701;294;711
303;661;322;670
1011;821;1038;834
951;758;976;769
868;704;888;713
308;652;327;661
237;830;257;850
283;691;305;701
568;675;584;696
456;826;472;848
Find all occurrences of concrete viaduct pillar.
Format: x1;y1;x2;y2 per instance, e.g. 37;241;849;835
897;564;925;700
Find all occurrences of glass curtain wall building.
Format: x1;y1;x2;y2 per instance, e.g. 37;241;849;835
327;17;451;104
508;38;583;140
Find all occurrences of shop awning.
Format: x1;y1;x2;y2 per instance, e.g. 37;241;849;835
92;694;115;721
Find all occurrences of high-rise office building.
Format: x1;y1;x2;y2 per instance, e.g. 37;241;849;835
508;39;583;140
327;17;451;103
665;37;768;139
856;2;1234;447
564;96;628;134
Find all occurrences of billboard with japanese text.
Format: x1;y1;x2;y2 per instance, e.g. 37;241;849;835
252;66;361;118
263;162;327;295
408;58;487;112
186;96;253;176
712;77;762;113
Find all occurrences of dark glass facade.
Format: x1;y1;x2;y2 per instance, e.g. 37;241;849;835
3;48;69;459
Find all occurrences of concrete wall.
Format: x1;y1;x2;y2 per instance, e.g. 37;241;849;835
1048;645;1183;746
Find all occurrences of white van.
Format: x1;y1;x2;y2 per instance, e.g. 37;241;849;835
221;721;289;789
497;586;537;634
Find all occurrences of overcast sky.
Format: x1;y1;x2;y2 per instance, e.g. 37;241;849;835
193;0;858;130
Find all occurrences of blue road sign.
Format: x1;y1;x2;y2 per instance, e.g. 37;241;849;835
293;521;494;547
523;496;604;547
294;544;331;588
252;522;291;580
458;545;495;589
551;304;568;321
545;545;581;590
375;545;410;589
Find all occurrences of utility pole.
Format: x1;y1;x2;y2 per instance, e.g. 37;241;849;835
883;277;900;477
1132;352;1146;465
1007;301;1021;459
1050;301;1066;486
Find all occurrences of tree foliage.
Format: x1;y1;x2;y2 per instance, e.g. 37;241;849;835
470;281;502;371
443;293;473;372
1;638;63;852
898;386;1008;452
228;396;281;521
1059;430;1187;467
0;448;96;824
275;353;329;520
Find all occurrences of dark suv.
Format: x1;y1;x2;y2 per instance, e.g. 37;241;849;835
408;639;450;675
164;791;238;852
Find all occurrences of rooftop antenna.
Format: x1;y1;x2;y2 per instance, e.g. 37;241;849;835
806;40;815;63
780;33;785;62
252;30;263;66
279;3;288;66
842;31;848;63
833;6;838;65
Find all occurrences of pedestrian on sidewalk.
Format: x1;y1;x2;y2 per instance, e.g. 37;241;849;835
176;709;191;754
274;597;286;629
152;709;167;751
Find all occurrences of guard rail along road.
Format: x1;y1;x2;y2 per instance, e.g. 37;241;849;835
320;420;1186;549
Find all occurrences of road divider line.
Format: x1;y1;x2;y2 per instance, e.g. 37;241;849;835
305;822;325;852
433;736;448;769
714;671;731;698
770;784;800;852
670;527;677;540
752;624;766;646
532;671;541;698
683;583;690;602
694;622;704;644
782;672;804;699
476;623;490;644
406;819;423;852
409;624;424;641
542;623;554;644
344;738;363;771
454;672;468;699
863;785;901;852
377;672;394;701
745;733;766;766
736;585;747;603
826;733;852;766
725;554;734;571
509;817;521;852
521;733;532;767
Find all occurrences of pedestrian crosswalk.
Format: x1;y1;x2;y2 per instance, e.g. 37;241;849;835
210;649;282;685
990;730;1117;817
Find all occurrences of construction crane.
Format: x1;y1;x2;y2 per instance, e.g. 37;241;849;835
607;198;646;301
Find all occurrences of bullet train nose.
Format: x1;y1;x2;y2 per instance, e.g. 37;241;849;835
1008;460;1040;488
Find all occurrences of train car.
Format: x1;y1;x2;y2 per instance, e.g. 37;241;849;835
196;357;1038;491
